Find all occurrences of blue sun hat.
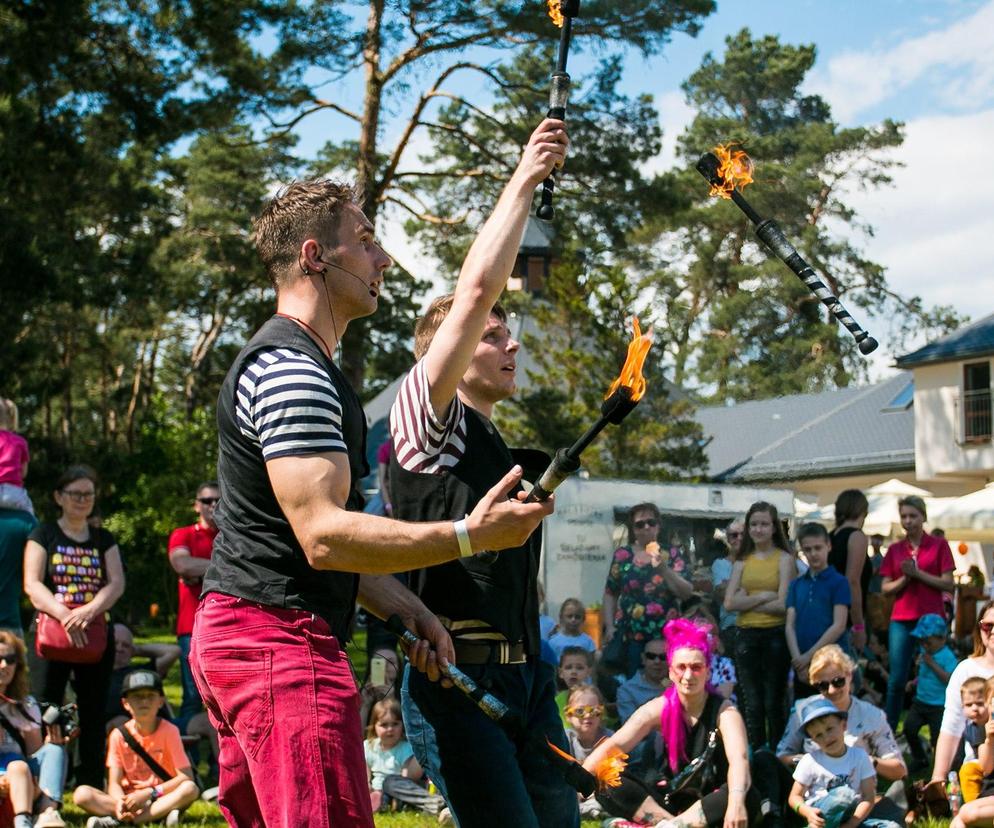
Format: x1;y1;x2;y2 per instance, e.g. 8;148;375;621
911;613;948;640
799;696;847;731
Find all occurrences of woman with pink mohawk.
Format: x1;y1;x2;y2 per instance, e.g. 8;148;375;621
584;618;775;827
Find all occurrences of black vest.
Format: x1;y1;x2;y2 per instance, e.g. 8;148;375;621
390;407;541;654
202;316;368;640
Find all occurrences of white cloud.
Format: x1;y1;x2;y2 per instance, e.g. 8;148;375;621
807;1;994;122
844;108;994;376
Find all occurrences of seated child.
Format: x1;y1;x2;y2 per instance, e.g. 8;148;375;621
363;699;444;815
556;647;594;726
564;686;613;818
953;678;994;828
73;670;199;827
548;598;597;661
902;613;956;772
960;677;993;804
788;698;901;828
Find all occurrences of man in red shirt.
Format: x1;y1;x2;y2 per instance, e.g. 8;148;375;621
168;482;219;721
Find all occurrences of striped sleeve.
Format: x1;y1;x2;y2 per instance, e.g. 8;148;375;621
235;347;347;460
389;360;466;474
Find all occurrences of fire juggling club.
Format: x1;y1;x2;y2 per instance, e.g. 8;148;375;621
527;319;652;503
385;614;597;796
696;150;879;355
536;0;580;221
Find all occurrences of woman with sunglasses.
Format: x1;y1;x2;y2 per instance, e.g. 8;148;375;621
584;618;767;828
776;645;906;786
879;494;955;731
723;501;795;750
602;503;693;678
930;601;994;787
22;466;125;790
0;630;70;828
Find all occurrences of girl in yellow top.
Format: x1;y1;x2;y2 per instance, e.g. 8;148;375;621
724;501;795;750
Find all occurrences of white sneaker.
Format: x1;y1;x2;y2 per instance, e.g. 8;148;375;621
165;810;181;827
201;785;219;802
34;807;65;828
85;818;120;828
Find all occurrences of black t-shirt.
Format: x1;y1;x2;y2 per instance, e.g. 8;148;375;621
829;526;872;618
27;522;114;607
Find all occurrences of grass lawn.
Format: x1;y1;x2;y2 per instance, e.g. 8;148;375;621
52;628;603;826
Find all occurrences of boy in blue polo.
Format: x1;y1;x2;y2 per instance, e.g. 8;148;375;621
786;523;852;698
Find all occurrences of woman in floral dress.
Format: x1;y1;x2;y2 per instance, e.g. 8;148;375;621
601;502;694;677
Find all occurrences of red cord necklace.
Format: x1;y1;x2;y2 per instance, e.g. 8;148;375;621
276;313;333;360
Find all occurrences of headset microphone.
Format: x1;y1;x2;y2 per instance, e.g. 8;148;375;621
315;257;377;298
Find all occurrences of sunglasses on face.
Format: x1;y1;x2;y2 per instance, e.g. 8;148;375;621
813;676;847;693
980;622;994;635
633;519;658;529
726;531;742;539
643;651;666;662
671;662;706;675
565;705;604;719
197;497;220;506
0;652;18;665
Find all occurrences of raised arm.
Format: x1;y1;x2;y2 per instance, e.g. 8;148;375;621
423;118;567;417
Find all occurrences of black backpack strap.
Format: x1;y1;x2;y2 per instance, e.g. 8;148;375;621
116;724;171;783
0;709;28;758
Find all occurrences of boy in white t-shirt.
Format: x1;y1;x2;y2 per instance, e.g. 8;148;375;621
788;698;901;828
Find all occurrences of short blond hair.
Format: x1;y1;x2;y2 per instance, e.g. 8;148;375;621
0;398;17;431
962;675;988;698
252;179;359;290
809;644;856;679
413;295;507;360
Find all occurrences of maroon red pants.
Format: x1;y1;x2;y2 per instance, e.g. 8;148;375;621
191;594;374;827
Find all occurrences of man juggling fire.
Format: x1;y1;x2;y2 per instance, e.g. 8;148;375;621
388;117;580;827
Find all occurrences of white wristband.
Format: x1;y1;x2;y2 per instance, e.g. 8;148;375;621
454;517;473;558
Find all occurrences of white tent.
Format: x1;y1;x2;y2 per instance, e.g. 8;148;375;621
801;478;936;537
932;483;994;542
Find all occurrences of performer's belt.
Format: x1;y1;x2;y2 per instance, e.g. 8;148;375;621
441;617;528;665
452;638;527;665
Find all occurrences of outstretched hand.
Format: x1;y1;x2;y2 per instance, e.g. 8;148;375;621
466;465;554;553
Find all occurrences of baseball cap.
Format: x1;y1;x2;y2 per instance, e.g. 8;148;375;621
911;613;948;640
120;669;163;696
799;697;847;731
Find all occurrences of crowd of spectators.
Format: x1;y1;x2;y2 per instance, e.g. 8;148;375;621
0;428;987;828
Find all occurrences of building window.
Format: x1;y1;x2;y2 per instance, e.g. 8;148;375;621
963;361;992;442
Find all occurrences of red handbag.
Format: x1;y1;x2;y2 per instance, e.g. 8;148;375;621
35;611;107;664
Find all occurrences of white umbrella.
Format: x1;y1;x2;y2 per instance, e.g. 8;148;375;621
799;479;938;538
931;483;994;541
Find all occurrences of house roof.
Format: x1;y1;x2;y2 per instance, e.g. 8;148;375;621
519;216;555;252
695;372;915;483
896;312;994;368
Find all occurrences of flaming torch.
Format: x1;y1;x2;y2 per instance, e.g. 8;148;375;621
536;0;580;221
527;318;653;502
386;615;598;796
696;145;879;355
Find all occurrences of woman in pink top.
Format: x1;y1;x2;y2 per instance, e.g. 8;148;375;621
879;495;954;730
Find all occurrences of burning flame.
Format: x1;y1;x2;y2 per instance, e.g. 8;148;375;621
545;740;629;791
547;0;564;27
605;317;653;402
709;143;754;199
593;747;629;790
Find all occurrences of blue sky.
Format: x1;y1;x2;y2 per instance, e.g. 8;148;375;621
303;0;994;380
